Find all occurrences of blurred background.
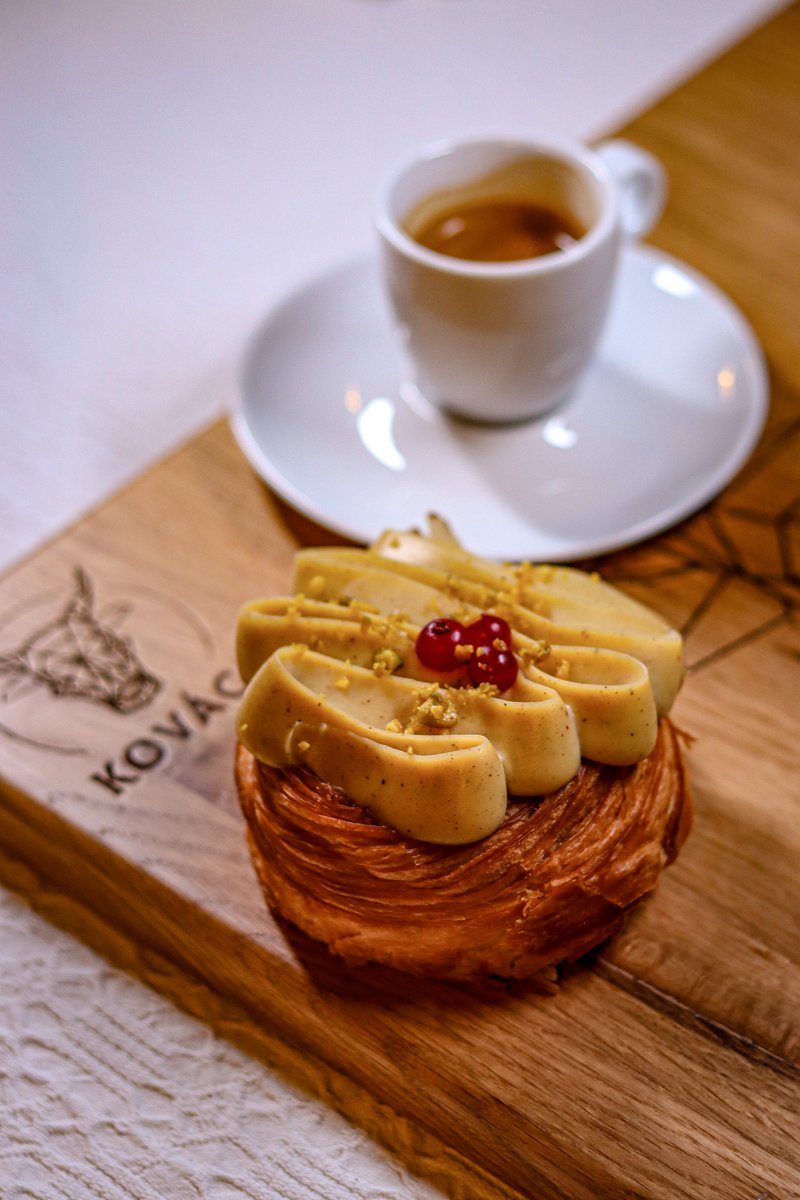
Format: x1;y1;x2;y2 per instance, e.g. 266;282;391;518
1;1;786;570
2;0;789;570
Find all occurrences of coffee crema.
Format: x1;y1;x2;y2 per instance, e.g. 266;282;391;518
401;157;592;264
409;198;585;263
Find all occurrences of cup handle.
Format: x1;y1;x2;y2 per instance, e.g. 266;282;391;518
595;138;667;239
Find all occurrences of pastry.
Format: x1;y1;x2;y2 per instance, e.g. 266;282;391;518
234;518;692;980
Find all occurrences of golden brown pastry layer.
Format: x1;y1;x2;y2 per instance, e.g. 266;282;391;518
235;719;692;981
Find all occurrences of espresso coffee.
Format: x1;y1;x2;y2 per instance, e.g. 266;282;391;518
379;137;664;421
401;157;591;264
410;198;584;263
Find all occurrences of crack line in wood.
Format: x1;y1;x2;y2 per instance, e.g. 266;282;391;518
594;959;799;1082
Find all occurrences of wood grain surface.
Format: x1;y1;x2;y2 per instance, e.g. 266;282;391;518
2;6;799;1199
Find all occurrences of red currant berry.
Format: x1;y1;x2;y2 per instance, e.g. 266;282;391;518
463;613;513;651
415;618;464;672
467;644;519;692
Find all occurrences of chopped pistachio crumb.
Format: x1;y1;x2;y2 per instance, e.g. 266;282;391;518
406;686;459;731
520;640;551;664
385;718;403;733
286;592;305;616
372;647;403;676
334;676;351;691
469;681;500;698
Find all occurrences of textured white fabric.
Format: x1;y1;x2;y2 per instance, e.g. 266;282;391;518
0;869;453;1200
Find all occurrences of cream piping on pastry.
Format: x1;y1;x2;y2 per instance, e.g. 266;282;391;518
236;521;684;845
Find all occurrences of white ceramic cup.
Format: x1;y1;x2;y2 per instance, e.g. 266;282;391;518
375;135;666;423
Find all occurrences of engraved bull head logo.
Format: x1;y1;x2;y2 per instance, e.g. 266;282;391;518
0;568;161;713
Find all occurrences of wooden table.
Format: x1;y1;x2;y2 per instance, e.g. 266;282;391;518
2;6;798;1198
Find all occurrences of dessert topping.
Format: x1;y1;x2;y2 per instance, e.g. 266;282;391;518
235;519;685;845
415;617;464;672
466;643;518;691
415;611;520;692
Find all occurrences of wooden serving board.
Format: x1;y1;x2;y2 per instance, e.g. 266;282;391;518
2;9;799;1199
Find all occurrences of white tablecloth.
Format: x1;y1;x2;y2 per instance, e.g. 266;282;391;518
0;3;785;1196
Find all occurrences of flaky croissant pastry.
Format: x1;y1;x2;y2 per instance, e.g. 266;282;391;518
235;718;691;981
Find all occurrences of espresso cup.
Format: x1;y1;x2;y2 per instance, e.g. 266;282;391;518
375;135;666;423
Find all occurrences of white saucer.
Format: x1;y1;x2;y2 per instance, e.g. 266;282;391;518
233;244;767;562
